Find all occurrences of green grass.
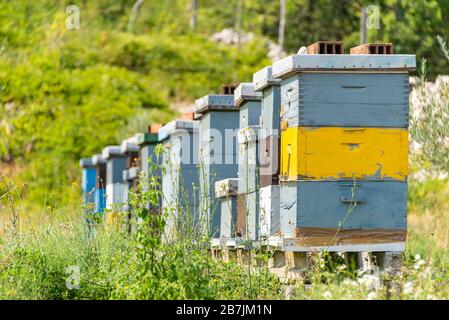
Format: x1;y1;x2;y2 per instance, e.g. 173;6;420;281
1;175;449;300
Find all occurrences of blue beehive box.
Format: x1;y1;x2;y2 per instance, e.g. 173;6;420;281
79;157;96;207
91;154;107;214
159;120;200;239
273;54;415;128
195;94;239;238
102;145;127;212
280;180;408;251
253;66;282;188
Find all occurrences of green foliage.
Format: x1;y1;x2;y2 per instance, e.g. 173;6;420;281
410;38;449;174
0;1;270;206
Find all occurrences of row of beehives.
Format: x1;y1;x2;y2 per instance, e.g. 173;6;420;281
80;41;416;253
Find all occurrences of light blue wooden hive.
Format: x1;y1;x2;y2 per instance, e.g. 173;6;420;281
102;145;127;212
195;94;240;238
159;119;200;239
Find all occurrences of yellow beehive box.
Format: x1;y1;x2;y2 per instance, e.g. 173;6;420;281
280;127;408;181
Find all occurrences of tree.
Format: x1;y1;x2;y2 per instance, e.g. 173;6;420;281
279;0;286;52
190;0;198;31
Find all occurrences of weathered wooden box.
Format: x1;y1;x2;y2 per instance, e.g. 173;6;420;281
279;73;410;128
236;190;259;241
280;180;407;251
215;178;239;239
280;127;408;181
237;126;260;194
253;66;282;188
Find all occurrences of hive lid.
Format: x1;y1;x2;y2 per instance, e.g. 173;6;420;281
135;132;158;146
102;145;125;159
91;154;106;165
79;157;94;168
272;54;417;79
215;178;239;198
194;94;237;114
253;66;281;91
158;120;199;142
234;83;262;107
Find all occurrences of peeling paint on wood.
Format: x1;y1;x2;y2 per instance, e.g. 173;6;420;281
280;180;407;239
280;73;409;128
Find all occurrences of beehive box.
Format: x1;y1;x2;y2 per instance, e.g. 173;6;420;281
102;146;127;212
236;190;259;241
91;154;107;214
215;178;239;239
195;94;239;237
253;66;282;187
272;52;415;251
280;180;407;250
136;132;160;187
280;127;408;181
159;120;199;239
259;185;280;238
279;73;410;128
237;126;260;194
121;136;140;171
79;158;96;207
235;83;262;129
120;136;140;212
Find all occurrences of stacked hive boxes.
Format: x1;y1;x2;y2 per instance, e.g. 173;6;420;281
234;83;262;241
79;158;96;209
91;154;107;214
252;66;282;241
195;94;239;238
159;120;199;239
102;146;128;213
273;48;415;251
